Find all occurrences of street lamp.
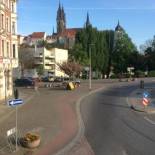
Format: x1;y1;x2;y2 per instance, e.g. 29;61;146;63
89;44;94;90
4;69;8;104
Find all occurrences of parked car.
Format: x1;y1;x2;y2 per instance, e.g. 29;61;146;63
41;77;49;82
42;76;54;82
53;77;63;82
14;78;34;87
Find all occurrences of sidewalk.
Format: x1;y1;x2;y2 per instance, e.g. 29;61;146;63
0;81;110;155
0;88;36;124
0;80;134;155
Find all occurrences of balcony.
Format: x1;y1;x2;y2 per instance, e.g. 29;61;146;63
45;55;55;59
45;59;55;65
44;66;55;70
34;53;43;58
34;60;43;65
45;62;55;66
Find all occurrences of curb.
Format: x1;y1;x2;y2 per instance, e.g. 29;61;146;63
54;86;105;155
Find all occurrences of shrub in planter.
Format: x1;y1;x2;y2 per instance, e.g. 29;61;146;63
135;70;145;77
110;74;117;79
148;71;155;77
22;133;41;149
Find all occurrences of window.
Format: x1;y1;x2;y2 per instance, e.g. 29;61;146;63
1;14;4;29
13;44;16;58
6;42;9;57
12;22;15;34
11;2;15;13
6;17;9;32
2;40;4;56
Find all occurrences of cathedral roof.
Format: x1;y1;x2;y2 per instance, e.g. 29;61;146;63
57;28;81;38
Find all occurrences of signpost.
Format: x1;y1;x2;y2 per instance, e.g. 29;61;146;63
8;97;23;151
8;99;23;107
142;91;150;110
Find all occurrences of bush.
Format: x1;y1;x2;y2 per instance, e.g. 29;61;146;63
148;71;155;77
135;70;145;77
110;74;117;79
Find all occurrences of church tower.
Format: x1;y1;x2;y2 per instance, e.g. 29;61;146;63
85;12;91;28
57;2;66;33
114;20;124;41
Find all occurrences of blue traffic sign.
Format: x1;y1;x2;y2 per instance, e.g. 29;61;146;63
143;91;150;98
8;99;23;107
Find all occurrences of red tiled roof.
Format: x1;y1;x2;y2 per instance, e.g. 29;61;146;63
31;32;45;39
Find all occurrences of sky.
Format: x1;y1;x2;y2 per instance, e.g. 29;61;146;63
17;0;155;48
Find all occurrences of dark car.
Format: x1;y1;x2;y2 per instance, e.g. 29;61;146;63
54;77;63;82
14;78;34;87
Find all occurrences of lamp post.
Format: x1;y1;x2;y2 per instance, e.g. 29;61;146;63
89;44;94;90
4;70;7;104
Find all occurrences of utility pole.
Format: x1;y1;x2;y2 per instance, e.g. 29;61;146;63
89;44;94;90
89;45;91;90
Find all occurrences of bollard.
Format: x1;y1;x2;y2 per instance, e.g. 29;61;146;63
14;88;19;99
140;80;144;89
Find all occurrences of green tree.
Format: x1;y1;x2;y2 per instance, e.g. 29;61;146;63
72;26;110;77
112;32;137;74
70;43;89;65
36;65;44;76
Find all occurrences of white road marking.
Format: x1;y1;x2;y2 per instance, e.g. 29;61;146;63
144;116;155;125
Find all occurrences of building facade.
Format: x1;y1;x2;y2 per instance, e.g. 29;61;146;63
18;47;68;78
0;0;18;101
34;47;68;77
22;32;46;46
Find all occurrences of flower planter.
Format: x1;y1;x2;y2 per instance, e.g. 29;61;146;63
22;133;41;149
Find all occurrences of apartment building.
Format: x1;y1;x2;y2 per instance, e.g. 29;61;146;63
0;0;18;101
19;47;68;78
43;48;68;77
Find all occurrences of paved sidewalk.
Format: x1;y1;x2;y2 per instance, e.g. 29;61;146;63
0;79;132;155
0;88;36;124
0;81;108;155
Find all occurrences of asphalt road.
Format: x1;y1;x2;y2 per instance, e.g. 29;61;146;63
81;82;155;155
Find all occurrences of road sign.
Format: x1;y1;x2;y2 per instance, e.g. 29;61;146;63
7;128;16;137
8;99;23;107
143;91;149;98
142;97;149;106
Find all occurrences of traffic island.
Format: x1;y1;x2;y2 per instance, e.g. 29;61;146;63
128;88;155;114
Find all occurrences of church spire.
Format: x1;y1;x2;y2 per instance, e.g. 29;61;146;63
58;0;61;10
56;2;66;33
115;20;124;32
117;20;120;27
85;12;91;27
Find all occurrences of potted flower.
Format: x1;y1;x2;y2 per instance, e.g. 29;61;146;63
22;133;41;148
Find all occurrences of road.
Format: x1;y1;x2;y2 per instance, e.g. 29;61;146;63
81;82;155;155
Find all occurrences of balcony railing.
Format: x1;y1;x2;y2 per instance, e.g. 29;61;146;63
34;53;43;58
